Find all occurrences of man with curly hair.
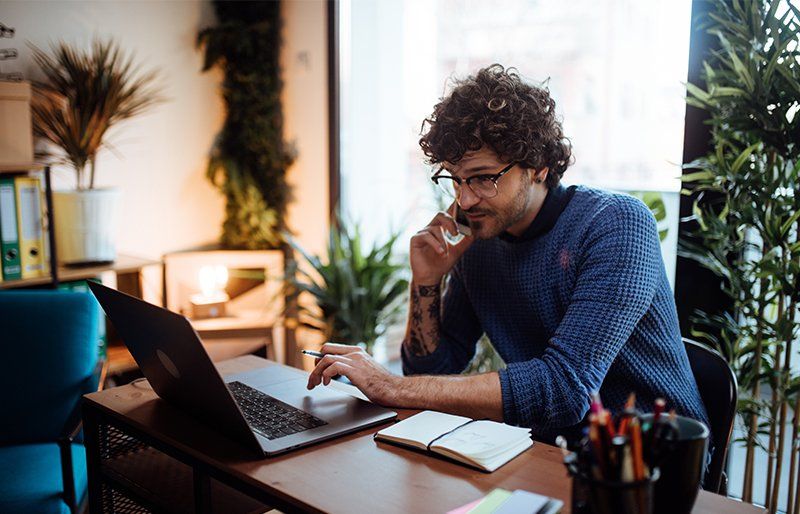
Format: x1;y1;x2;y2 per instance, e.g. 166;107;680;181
307;64;708;444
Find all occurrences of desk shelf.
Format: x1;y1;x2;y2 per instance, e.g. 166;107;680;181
95;422;268;514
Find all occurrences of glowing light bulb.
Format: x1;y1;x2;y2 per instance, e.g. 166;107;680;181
198;266;216;298
191;264;230;319
214;265;228;291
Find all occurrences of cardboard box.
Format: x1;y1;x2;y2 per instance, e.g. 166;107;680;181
0;81;35;168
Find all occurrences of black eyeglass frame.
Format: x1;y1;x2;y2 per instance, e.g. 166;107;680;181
431;162;517;199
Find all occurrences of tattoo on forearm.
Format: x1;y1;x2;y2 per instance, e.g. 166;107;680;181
418;284;439;297
404;282;442;357
426;292;440;319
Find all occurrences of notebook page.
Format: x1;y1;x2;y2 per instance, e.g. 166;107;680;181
432;420;532;459
478;438;534;472
376;410;472;447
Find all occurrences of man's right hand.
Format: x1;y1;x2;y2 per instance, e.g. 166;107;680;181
410;203;474;286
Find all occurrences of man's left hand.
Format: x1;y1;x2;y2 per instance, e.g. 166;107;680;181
306;343;401;406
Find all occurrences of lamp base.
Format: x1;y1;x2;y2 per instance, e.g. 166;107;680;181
190;293;228;319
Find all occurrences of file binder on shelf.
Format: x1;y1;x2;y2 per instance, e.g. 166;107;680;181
0;176;22;280
15;175;46;279
0;165;58;289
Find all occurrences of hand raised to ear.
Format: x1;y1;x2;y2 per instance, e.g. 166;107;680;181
410;202;474;287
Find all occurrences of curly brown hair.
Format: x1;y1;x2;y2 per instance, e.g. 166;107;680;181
419;64;572;188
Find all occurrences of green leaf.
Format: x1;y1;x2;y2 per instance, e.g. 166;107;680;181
764;29;800;84
717;32;755;92
730;143;760;174
776;65;800;97
711;86;748;98
682;170;714;183
779;209;800;238
685;82;711;105
692;201;708;231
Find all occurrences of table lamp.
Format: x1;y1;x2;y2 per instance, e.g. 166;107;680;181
190;264;229;318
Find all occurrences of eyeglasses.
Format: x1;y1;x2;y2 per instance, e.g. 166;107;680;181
431;162;516;200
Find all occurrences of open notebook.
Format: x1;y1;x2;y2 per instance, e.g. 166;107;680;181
374;411;533;472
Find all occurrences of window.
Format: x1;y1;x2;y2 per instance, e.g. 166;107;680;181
338;0;692;284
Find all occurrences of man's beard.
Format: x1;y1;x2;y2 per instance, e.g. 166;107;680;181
466;186;530;239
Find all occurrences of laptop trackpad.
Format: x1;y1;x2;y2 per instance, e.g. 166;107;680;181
225;365;305;388
227;367;360;422
268;381;356;422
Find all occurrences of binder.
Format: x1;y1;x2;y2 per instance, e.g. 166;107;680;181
14;176;46;278
0;176;22;280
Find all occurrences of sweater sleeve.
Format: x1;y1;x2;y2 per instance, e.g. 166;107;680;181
402;266;483;375
498;197;662;429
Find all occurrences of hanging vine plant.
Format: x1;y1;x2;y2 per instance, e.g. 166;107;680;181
197;0;296;249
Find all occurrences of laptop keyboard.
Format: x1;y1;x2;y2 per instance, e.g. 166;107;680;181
228;381;328;440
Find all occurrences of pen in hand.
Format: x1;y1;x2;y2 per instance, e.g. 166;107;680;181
302;349;340;389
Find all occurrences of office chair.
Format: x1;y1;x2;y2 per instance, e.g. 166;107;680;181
0;291;105;514
683;337;738;495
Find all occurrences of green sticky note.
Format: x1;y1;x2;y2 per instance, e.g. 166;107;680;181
468;489;513;514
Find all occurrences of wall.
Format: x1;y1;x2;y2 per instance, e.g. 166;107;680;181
281;0;329;257
281;0;330;363
0;0;331;301
1;1;225;270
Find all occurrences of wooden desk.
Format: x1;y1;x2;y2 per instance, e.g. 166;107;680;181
82;356;764;514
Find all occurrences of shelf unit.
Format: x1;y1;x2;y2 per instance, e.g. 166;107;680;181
1;165;161;293
0;253;159;290
1;172;281;376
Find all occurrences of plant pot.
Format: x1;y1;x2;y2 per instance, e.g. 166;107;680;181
53;188;120;264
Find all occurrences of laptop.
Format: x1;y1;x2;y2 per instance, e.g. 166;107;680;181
88;281;397;457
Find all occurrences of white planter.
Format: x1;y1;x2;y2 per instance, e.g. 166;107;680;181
53;188;120;264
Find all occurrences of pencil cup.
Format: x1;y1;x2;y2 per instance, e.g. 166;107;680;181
641;414;709;514
570;468;659;514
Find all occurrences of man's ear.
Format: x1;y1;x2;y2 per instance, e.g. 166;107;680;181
534;167;549;184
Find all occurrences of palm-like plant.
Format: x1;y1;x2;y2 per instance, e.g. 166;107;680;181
681;0;800;511
29;39;162;190
285;221;409;354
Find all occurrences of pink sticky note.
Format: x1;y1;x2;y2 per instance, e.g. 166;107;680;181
446;498;482;514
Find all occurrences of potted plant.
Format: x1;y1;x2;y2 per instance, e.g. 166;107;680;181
30;39;161;264
680;0;799;510
284;219;409;356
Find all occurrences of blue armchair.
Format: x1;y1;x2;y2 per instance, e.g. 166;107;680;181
0;291;103;514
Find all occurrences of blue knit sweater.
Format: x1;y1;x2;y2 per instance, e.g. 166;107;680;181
402;185;709;442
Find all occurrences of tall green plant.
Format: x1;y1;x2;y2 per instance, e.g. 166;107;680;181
285;221;409;354
680;1;800;511
632;191;669;242
197;1;295;249
30;39;162;190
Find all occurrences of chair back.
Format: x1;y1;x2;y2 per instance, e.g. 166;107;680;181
0;291;99;444
682;337;737;493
